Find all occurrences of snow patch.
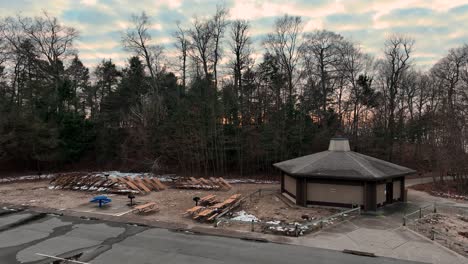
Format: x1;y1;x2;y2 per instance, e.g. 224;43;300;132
231;210;259;222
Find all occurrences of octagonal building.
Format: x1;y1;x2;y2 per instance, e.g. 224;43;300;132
273;138;416;211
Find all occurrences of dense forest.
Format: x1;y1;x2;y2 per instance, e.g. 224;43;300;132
0;8;467;177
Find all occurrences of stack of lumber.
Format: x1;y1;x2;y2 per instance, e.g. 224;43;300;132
115;176;166;194
50;173;117;192
174;177;232;190
50;174;166;194
199;194;217;206
184;194;241;222
132;202;159;214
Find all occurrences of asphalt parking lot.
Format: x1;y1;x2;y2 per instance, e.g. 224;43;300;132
0;208;423;264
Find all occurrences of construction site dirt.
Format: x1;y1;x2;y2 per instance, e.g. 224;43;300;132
0;178;337;234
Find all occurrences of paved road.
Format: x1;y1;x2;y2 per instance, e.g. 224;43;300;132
0;210;420;264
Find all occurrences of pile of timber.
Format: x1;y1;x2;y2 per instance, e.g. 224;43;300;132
115;176;166;194
50;174;166;194
184;194;242;222
174;177;232;190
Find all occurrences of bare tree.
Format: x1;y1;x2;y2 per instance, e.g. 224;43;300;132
229;19;252;176
337;40;372;141
122;12;163;92
12;12;78;113
264;15;304;110
211;5;229;89
229;20;252;98
431;46;468;170
189;17;213;80
380;35;414;161
173;21;189;90
303;30;344;115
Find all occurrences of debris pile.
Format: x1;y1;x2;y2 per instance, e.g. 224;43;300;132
174;177;232;190
50;173;166;194
185;194;242;222
264;222;310;236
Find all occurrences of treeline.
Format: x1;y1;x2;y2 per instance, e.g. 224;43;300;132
0;9;467;177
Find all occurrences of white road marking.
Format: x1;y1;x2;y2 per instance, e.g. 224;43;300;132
114;209;134;216
73;209;133;217
35;253;90;264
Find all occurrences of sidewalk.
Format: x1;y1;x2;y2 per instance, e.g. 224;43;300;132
406;177;468;209
291;214;467;264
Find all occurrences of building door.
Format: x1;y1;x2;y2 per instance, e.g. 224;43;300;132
385;182;393;204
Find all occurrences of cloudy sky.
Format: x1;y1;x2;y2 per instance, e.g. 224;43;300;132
1;0;467;70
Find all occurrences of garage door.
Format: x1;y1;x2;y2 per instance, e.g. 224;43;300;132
307;182;364;206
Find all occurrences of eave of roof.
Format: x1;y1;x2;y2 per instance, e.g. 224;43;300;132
273;150;416;181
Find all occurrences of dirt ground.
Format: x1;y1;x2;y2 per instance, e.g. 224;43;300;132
412;213;468;257
241;191;338;222
0;180;337;234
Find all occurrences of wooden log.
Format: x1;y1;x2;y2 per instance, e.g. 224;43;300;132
81;177;103;190
141;177;160;191
189;177;201;185
185;206;203;215
119;177;142;192
61;176;81;189
195;208;214;219
207;213;219;222
199;178;213;187
128;177;151;192
218;178;232;189
151;178;166;190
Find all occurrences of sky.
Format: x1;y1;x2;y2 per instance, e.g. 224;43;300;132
1;0;467;70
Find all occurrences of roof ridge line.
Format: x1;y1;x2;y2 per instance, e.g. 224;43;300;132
291;151;332;174
347;152;380;178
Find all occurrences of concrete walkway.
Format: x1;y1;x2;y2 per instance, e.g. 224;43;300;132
288;185;468;264
291;213;466;264
405;177;468;209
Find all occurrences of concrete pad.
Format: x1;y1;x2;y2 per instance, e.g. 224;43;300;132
323;220;359;233
295;232;360;251
392;240;467;264
294;224;466;264
346;228;407;250
0;217;70;248
16;223;125;263
351;216;399;229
